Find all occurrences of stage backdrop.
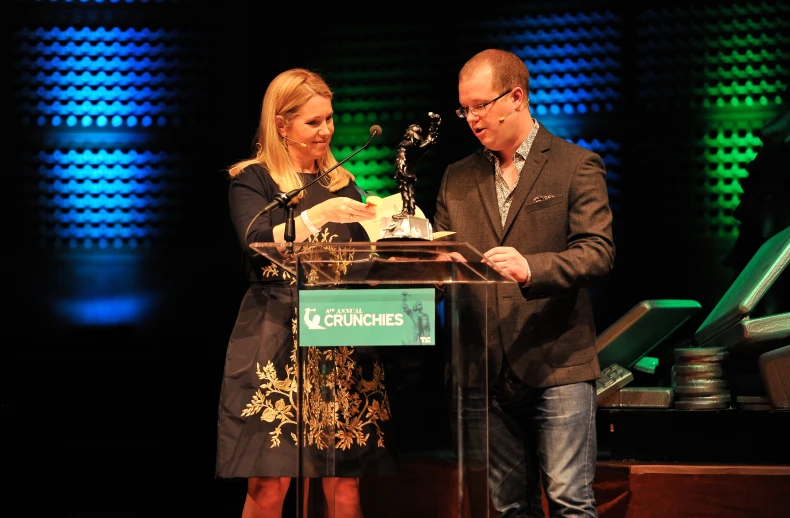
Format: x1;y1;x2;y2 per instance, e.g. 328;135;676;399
7;0;789;515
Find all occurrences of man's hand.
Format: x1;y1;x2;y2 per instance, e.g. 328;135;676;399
483;246;530;284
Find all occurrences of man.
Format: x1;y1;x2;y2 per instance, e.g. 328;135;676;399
433;49;615;517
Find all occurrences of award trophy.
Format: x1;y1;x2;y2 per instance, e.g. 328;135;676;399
379;112;441;241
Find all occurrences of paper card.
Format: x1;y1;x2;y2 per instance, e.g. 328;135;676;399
359;193;455;241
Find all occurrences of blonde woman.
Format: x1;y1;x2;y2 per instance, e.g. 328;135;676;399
216;68;393;518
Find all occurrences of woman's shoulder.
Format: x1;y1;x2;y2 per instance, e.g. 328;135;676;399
232;163;274;186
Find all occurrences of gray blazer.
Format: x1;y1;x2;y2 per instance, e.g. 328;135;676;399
434;124;615;387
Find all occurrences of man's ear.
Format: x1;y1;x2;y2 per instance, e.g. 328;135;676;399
512;87;526;106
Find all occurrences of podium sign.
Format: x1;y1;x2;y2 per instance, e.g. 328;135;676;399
299;287;436;346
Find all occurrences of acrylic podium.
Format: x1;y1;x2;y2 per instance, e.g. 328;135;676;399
249;240;517;518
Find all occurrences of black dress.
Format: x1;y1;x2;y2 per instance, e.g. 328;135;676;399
216;164;394;479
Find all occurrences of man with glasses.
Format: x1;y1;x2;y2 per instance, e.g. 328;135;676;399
433;49;615;517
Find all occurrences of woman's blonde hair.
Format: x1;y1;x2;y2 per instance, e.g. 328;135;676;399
227;68;352;201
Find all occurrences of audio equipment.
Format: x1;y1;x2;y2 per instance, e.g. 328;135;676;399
282;135;307;147
498;110;518;123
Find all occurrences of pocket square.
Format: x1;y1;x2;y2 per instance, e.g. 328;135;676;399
530;195;556;204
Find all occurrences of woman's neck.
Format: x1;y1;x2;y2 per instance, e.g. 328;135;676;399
294;159;318;174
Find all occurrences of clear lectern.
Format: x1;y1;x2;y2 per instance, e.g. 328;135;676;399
249;240;517;518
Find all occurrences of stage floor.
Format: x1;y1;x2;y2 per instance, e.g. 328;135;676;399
359;457;790;518
592;461;790;518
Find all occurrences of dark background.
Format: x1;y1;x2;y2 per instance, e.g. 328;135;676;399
7;1;789;516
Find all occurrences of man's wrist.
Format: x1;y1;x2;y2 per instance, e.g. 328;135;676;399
522;259;532;288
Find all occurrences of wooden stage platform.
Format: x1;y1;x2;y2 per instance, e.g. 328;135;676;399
359;457;790;518
587;461;790;518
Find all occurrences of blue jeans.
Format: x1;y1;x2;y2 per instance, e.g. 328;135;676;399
486;366;598;518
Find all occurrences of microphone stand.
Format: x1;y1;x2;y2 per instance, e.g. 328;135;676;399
284;205;296;254
244;126;382;254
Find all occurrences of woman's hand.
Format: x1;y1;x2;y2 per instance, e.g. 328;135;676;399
281;196;377;244
313;197;377;224
435;251;467;262
434;251;466;288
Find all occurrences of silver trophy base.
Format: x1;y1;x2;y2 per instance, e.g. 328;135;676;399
378;215;433;241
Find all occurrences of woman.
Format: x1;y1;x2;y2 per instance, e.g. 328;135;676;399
216;68;393;518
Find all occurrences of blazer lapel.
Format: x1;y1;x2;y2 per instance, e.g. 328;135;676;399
473;154;505;241
501;127;550;238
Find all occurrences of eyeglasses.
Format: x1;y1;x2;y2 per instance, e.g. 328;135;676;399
456;90;511;118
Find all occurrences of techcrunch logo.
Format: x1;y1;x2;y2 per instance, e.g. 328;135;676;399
302;307;404;330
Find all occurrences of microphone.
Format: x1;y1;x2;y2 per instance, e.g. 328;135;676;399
245;125;384;241
499;101;529;123
499;110;518;123
283;135;307;147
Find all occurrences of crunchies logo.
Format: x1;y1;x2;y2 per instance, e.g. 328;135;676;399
302;306;404;330
299;289;435;346
303;308;325;330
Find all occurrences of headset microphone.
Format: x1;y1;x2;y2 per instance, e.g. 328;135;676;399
283;136;307;147
499;99;529;123
499;110;518;123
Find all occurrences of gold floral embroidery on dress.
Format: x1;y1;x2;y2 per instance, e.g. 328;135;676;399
241;335;299;447
244;229;390;450
261;263;293;283
303;344;390;450
299;230;356;286
311;227;338;243
241;316;391;450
